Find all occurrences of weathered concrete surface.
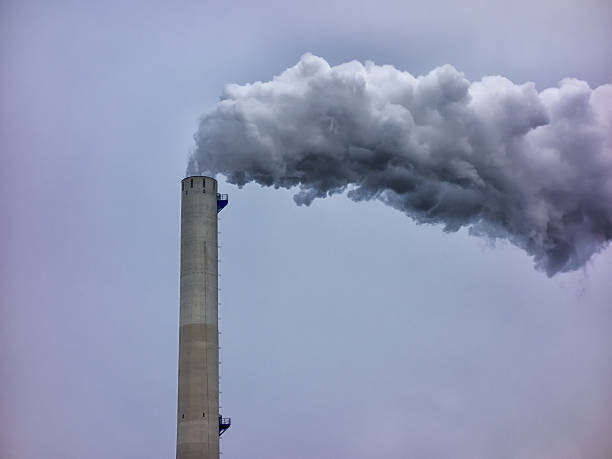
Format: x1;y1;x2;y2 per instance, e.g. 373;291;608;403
177;176;219;459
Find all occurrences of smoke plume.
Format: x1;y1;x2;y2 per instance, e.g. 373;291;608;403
189;53;612;276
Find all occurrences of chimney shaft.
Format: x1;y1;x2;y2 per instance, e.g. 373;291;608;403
177;176;221;459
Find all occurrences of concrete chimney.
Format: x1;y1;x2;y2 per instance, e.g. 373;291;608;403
177;176;229;459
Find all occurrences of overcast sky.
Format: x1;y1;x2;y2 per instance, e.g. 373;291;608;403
2;1;611;458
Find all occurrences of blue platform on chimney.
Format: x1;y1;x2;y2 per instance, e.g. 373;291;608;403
217;194;229;213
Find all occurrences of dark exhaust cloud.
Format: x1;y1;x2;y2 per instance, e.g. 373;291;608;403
189;54;612;276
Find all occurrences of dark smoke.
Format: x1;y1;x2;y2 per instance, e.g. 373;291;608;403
189;53;612;276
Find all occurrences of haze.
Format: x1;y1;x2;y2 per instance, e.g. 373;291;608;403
2;1;611;458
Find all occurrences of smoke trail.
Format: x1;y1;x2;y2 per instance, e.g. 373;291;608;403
189;53;612;276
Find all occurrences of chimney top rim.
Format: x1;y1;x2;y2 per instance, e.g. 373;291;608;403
182;175;217;182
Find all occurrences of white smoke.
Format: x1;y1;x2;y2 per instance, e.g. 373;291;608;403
189;53;612;276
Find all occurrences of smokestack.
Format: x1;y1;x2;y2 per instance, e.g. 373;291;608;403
177;176;229;459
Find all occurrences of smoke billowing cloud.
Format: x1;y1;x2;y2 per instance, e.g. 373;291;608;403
189;53;612;276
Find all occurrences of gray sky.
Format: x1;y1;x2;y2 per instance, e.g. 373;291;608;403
2;1;611;458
